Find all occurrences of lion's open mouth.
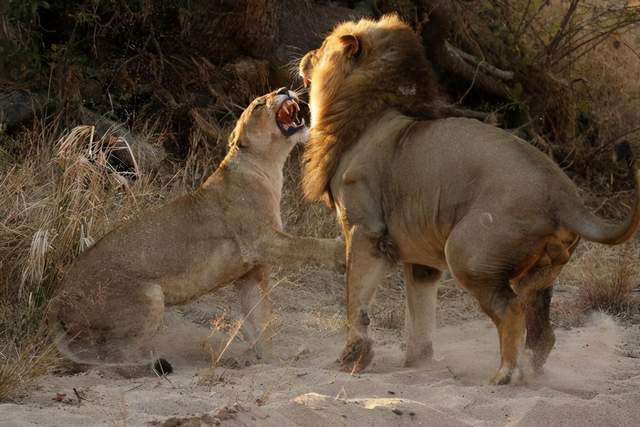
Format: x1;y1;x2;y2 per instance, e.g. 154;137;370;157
276;98;305;136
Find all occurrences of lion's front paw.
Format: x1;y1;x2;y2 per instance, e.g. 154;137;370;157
403;342;434;368
339;337;373;373
489;366;524;386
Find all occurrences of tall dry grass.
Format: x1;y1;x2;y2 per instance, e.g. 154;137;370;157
0;116;178;400
556;243;640;327
0;332;59;402
2;119;159;337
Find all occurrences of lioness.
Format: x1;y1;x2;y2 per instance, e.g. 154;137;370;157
49;87;343;373
299;16;640;384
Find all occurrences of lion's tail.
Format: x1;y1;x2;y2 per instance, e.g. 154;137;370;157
560;164;640;245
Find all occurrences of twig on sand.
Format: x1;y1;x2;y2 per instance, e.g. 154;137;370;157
446;365;459;380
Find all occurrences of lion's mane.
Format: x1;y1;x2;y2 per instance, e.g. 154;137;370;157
302;15;443;205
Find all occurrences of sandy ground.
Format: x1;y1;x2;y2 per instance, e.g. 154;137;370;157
2;267;640;426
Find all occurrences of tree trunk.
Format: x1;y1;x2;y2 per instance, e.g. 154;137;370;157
241;0;284;59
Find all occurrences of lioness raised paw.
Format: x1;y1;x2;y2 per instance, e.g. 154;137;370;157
339;336;374;373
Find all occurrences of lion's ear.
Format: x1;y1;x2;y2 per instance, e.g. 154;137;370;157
339;34;361;58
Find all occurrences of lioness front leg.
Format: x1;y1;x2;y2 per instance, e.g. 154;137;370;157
403;264;440;367
235;266;272;360
339;225;389;373
259;229;345;269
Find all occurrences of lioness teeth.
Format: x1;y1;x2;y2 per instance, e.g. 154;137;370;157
275;96;305;135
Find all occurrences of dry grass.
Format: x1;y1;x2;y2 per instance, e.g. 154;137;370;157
1;118;168;341
577;261;638;316
556;242;640;326
280;147;339;238
0;117;182;399
0;333;59;402
573;245;640;318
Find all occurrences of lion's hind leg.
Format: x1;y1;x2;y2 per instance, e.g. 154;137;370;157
471;282;527;385
445;223;532;385
513;264;565;373
512;236;576;373
403;263;440;367
524;286;556;372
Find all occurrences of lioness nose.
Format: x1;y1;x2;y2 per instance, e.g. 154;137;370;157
276;87;289;96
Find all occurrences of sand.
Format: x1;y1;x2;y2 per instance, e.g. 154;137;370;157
2;267;639;426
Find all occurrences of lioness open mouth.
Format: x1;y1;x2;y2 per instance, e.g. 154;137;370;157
276;98;305;136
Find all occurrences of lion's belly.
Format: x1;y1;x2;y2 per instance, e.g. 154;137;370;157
160;240;251;306
388;221;449;270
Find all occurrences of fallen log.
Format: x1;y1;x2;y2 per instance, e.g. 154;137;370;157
79;107;166;174
0;91;47;128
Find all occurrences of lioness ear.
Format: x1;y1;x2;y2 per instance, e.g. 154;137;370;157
339;34;361;58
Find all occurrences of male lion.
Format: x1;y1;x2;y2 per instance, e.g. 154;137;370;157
299;16;640;384
49;87;343;373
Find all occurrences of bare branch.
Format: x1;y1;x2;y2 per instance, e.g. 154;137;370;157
439;43;512;99
445;42;515;81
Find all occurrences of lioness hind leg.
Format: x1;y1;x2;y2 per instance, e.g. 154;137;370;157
58;283;166;374
339;225;389;373
106;283;167;374
235;266;272;360
403;264;440;367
